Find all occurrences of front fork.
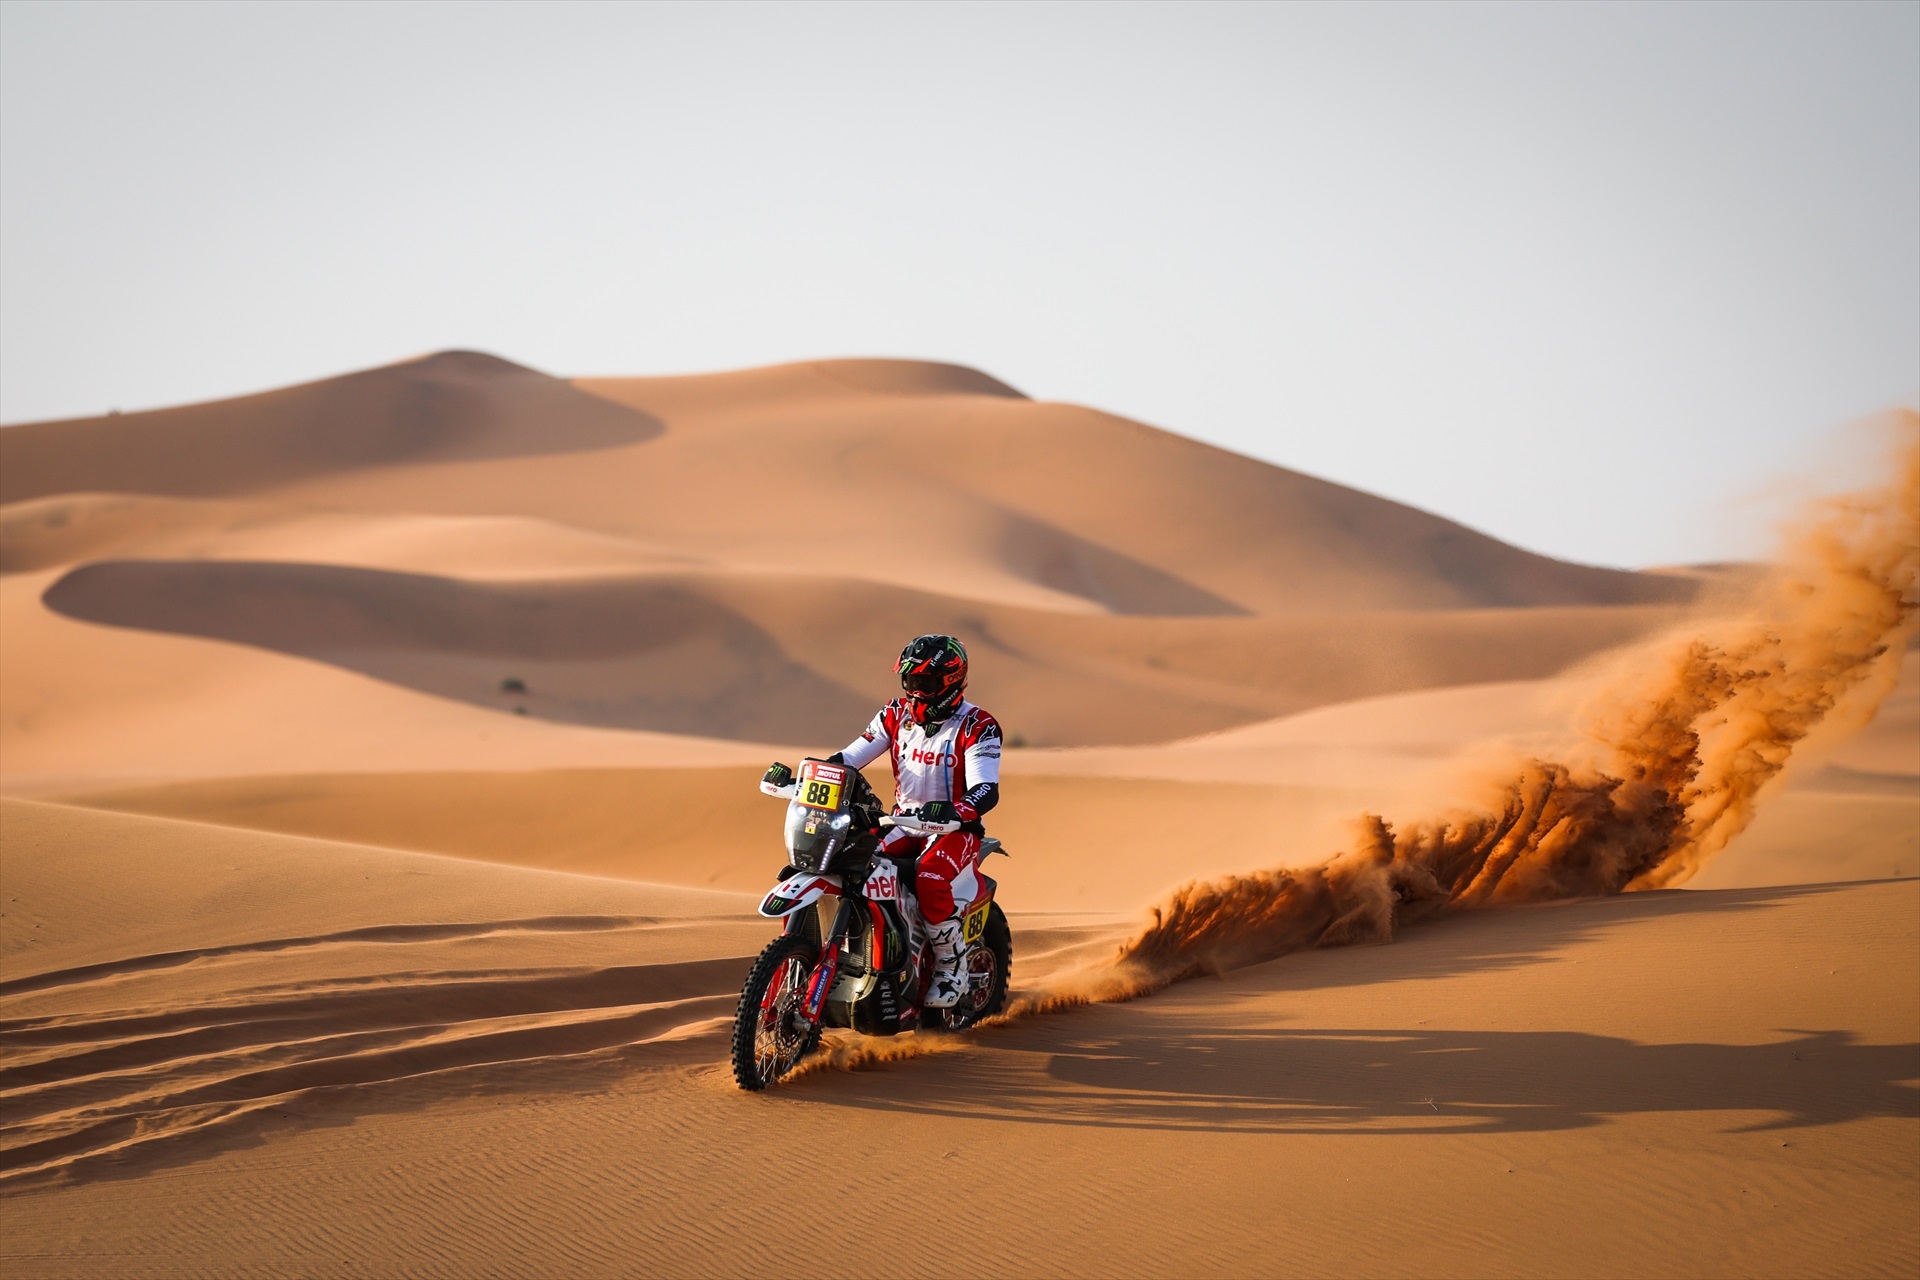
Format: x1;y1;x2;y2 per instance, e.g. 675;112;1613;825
796;899;853;1032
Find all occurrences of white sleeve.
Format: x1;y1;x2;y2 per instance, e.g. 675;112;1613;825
963;731;1001;788
838;708;892;771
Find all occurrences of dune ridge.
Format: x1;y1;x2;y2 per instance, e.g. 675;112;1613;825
0;352;666;504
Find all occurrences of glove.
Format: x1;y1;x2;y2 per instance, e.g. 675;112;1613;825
763;762;794;788
918;800;958;826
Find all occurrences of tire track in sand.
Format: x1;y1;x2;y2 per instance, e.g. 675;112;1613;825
0;914;673;998
0;921;750;1187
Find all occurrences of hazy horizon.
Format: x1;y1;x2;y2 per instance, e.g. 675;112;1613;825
3;1;1915;570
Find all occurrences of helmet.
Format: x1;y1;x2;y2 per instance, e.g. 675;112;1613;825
896;634;968;725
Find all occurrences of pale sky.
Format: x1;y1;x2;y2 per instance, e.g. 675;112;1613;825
2;1;1915;569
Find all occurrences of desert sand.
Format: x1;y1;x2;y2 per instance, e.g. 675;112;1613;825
1;353;1914;1278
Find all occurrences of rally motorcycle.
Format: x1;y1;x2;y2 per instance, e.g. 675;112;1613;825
730;758;1012;1091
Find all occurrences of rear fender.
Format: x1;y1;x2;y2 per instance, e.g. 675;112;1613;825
760;873;840;919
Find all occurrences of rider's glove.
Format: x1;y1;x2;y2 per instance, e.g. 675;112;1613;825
763;762;794;788
952;799;980;824
919;800;958;826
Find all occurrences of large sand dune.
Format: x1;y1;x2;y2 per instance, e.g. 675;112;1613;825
1;352;1913;1276
0;352;662;503
1;352;1704;759
33;556;1683;746
4;351;1693;617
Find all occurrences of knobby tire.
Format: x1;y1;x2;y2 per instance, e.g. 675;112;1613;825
731;933;821;1091
921;902;1012;1032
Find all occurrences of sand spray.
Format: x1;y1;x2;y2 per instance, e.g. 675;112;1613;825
808;422;1920;1073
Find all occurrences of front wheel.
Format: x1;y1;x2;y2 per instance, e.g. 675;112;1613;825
920;902;1011;1033
731;933;821;1090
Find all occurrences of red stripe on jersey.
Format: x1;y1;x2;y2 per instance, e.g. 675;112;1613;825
883;700;904;776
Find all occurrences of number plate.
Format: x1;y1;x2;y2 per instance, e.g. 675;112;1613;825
798;779;842;810
962;901;989;944
796;761;846;811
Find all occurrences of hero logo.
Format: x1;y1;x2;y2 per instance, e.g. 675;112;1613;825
909;747;955;766
866;869;901;900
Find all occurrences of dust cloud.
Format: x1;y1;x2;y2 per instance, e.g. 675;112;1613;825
810;423;1920;1067
1112;420;1918;988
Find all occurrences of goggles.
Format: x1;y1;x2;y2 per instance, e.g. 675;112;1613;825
900;668;952;699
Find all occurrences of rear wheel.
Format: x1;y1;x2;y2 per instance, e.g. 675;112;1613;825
920;902;1011;1032
731;934;821;1090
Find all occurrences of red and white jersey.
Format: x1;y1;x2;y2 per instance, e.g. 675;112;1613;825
839;699;1002;811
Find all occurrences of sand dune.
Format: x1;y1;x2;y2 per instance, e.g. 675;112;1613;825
577;365;1698;614
0;352;661;504
2;352;1912;1277
1;800;1911;1277
0;493;711;581
31;555;1685;747
0;569;782;795
1;351;1707;762
57;767;1346;911
1;493;249;576
5;351;1695;619
57;657;1917;914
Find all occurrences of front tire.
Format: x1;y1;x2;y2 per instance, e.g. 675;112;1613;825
920;903;1011;1032
731;933;821;1090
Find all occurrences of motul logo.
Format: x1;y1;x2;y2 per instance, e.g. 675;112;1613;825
910;747;955;766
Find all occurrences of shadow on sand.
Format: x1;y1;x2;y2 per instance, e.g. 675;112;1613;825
1248;880;1877;995
808;1024;1919;1136
809;881;1920;1135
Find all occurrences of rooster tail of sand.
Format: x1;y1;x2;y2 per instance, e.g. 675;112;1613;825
1112;421;1919;987
799;425;1919;1073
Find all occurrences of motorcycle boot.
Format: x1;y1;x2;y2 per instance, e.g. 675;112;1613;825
922;917;968;1008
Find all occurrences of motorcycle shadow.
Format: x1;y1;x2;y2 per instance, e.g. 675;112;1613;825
796;1018;1919;1137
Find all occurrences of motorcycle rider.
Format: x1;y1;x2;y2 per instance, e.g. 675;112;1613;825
765;634;1001;1008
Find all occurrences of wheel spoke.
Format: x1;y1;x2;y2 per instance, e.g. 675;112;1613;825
754;958;807;1080
734;939;824;1091
967;950;995;1011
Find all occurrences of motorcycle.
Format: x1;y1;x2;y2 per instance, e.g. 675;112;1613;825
729;757;1012;1091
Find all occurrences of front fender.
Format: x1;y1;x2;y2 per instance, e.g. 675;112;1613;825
758;873;841;919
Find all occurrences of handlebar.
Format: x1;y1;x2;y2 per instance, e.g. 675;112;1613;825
758;780;959;834
880;814;962;836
